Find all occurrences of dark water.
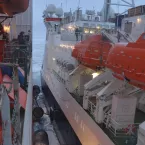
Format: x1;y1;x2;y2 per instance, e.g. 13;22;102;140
32;23;46;86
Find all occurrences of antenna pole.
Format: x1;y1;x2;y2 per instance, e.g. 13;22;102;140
131;0;135;7
66;0;67;11
78;0;80;8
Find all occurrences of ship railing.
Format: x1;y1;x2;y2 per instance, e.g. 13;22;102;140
3;43;32;89
117;29;135;42
71;87;83;105
88;100;96;116
22;64;33;145
105;115;139;138
61;32;96;42
3;43;32;65
0;62;32;145
102;29;135;43
102;30;118;44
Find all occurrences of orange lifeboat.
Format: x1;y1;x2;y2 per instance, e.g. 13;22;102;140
72;35;112;70
0;0;29;15
106;33;145;89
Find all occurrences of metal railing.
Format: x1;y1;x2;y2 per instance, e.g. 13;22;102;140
3;44;32;68
88;100;96;115
3;43;32;89
61;32;97;42
0;62;24;145
105;115;139;138
22;65;33;145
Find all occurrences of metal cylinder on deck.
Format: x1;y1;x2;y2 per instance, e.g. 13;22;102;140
33;85;41;97
33;107;44;121
36;93;48;114
34;130;49;145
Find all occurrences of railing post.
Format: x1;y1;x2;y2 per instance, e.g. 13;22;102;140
22;65;32;145
12;65;21;145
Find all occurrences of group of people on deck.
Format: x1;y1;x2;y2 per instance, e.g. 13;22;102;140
17;30;32;52
75;27;83;41
0;23;31;45
18;30;31;45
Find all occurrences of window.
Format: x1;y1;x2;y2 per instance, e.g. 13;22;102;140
124;22;132;34
83;23;89;27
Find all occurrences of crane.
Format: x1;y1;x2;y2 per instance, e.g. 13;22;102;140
101;0;135;22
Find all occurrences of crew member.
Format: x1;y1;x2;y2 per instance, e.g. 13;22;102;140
75;27;79;41
18;31;25;44
28;30;31;42
117;31;121;42
79;27;83;41
18;31;26;50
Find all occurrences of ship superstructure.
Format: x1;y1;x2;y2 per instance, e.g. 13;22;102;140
41;2;145;145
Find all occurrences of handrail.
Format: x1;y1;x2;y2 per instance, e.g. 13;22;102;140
22;64;33;145
3;43;32;89
105;115;139;137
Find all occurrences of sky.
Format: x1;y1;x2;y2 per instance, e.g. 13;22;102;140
33;0;145;38
33;0;145;23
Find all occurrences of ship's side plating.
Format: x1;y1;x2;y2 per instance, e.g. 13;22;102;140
41;7;145;145
41;28;115;145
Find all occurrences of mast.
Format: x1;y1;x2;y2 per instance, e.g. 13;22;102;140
77;0;81;21
101;0;135;23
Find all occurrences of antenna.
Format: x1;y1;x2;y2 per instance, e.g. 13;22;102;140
66;0;67;11
101;0;135;22
78;0;80;8
45;0;47;9
45;0;48;8
76;0;82;21
131;0;135;7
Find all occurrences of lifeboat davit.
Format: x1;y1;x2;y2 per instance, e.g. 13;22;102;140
72;35;112;70
106;33;145;89
0;0;29;15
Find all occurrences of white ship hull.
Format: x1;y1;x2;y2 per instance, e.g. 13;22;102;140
41;3;145;145
41;68;114;145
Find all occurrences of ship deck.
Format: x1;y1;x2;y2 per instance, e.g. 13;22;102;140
71;93;145;145
42;67;145;145
42;69;115;145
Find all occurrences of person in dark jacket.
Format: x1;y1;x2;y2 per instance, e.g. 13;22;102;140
75;27;79;41
28;30;31;41
79;27;83;41
3;32;9;42
18;31;26;50
18;31;26;45
117;31;121;42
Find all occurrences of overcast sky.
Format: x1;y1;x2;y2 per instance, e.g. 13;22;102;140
33;0;145;38
33;0;144;23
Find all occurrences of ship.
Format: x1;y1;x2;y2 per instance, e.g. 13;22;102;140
41;1;145;145
0;0;34;145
